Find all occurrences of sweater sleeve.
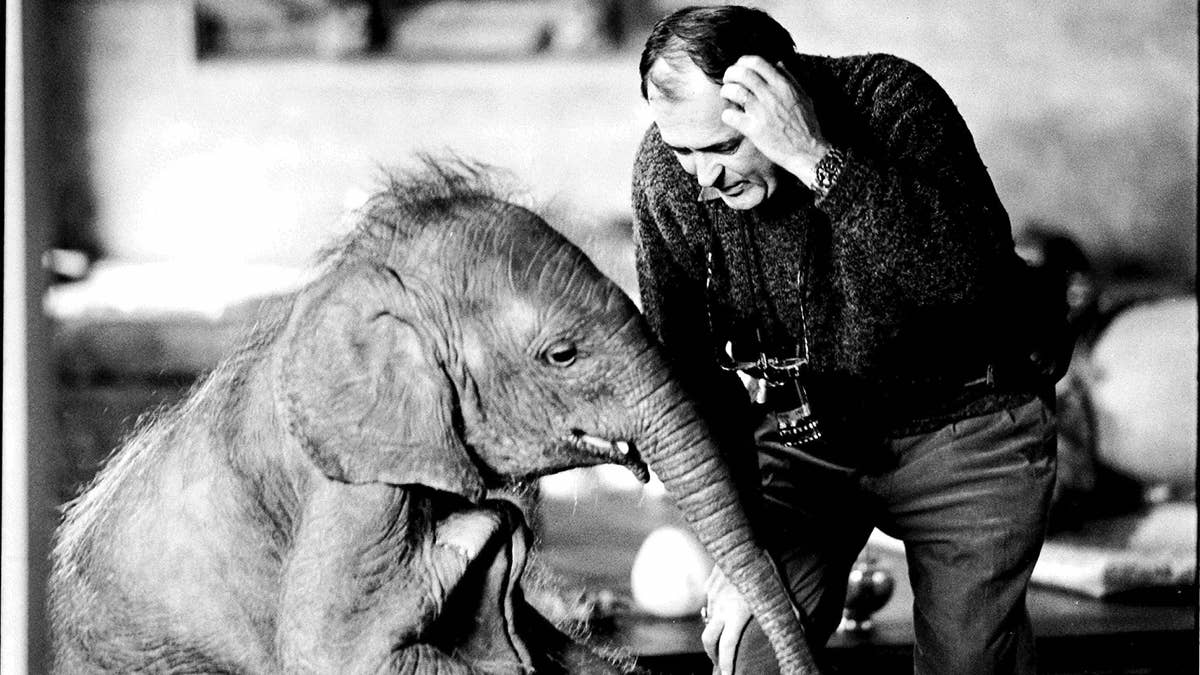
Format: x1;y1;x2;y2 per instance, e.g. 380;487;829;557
631;130;712;371
631;127;765;510
817;54;1013;316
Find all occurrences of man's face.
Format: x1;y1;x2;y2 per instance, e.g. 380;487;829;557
646;58;779;210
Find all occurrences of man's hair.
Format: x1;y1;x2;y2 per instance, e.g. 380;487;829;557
639;5;796;100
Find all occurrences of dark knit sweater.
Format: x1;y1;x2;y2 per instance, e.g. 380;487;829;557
633;53;1040;443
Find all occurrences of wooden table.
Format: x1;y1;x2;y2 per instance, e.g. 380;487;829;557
537;485;1197;675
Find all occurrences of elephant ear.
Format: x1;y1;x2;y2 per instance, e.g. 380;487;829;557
278;265;486;502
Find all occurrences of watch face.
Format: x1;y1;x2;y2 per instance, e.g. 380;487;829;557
816;149;846;195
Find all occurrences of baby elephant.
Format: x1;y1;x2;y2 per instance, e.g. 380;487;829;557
51;160;813;673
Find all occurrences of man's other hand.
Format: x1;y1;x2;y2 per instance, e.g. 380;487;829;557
701;564;755;675
719;55;831;189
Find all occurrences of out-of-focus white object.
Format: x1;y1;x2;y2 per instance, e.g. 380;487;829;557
630;525;713;618
537;465;666;501
1034;501;1196;598
44;261;312;321
1088;296;1197;487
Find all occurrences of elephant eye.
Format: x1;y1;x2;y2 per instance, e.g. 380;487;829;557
542;341;578;368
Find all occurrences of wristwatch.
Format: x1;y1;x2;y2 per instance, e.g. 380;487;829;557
813;147;847;198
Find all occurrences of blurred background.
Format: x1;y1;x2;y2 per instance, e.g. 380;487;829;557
36;0;1200;287
5;0;1197;673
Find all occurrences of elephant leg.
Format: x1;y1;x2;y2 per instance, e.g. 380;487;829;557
432;499;631;674
386;645;484;675
501;503;631;675
514;600;632;675
278;482;477;673
280;483;539;674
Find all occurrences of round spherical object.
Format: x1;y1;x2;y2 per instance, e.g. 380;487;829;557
630;525;714;618
1090;297;1196;486
843;560;895;623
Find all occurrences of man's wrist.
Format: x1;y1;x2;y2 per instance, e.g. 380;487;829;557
784;144;832;193
812;146;848;199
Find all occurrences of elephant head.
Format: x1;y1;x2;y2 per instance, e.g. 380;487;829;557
275;160;816;673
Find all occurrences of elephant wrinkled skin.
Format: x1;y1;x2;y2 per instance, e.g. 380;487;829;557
50;159;812;673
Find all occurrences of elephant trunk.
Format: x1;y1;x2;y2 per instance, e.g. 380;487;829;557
636;372;820;674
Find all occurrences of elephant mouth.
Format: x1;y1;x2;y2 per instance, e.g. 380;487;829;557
568;430;651;483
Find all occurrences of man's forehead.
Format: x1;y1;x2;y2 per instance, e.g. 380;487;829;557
646;57;717;102
656;118;740;153
647;59;738;149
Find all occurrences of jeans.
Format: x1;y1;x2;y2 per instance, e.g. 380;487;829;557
730;395;1057;675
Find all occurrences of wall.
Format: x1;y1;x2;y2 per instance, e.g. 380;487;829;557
51;0;1197;293
761;0;1197;280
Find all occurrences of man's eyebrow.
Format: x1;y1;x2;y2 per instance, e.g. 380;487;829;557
665;135;743;154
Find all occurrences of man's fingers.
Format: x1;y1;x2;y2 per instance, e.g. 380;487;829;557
734;54;792;91
701;617;724;663
719;82;753;109
702;564;756;675
717;621;746;675
722;62;772;98
775;60;804;92
720;107;748;133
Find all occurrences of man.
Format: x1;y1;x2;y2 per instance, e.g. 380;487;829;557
632;5;1060;674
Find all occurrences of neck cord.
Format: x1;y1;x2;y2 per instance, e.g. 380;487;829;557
704;229;811;379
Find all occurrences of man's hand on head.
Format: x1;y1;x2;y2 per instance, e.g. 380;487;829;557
719;55;831;190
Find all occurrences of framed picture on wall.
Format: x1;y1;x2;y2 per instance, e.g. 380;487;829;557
194;0;660;60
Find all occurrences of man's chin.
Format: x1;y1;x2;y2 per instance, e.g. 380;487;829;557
719;186;767;210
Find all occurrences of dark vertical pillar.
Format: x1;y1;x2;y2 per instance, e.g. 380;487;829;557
4;0;56;672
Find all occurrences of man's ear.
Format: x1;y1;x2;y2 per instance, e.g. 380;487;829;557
277;265;485;502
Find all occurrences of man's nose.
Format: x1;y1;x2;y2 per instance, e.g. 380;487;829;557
694;153;724;188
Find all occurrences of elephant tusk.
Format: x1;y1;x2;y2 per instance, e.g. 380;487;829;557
570;430;619;454
575;433;606;451
567;431;650;483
